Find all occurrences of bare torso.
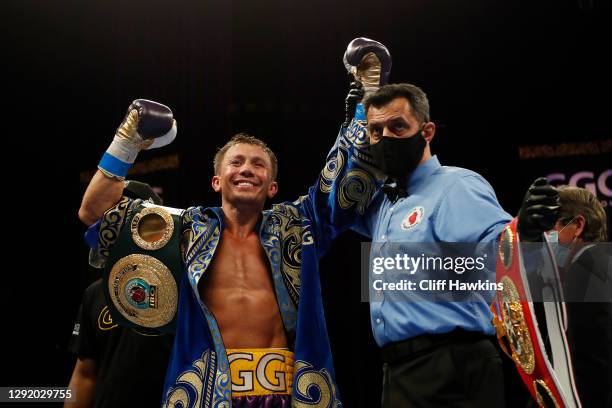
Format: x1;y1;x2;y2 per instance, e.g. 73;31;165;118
198;229;288;349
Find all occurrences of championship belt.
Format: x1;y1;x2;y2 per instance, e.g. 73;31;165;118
102;202;184;333
492;219;582;407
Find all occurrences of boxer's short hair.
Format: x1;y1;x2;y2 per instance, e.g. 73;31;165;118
214;133;278;181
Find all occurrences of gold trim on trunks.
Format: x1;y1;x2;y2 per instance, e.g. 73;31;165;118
108;254;178;328
131;206;174;251
500;276;535;374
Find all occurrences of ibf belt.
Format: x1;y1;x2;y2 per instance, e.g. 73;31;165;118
491;219;580;408
226;348;294;397
103;203;184;333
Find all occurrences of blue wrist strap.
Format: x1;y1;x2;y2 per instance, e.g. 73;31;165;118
99;152;131;178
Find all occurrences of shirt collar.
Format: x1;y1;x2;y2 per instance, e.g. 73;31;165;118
405;155;441;193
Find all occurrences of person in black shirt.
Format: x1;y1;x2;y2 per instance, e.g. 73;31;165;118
66;279;174;408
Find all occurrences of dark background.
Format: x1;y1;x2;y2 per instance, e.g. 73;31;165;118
3;0;610;406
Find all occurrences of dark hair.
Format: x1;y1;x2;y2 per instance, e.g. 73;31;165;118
557;186;607;242
364;83;430;123
213;133;278;181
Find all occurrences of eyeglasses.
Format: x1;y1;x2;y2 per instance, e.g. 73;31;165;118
556;217;577;233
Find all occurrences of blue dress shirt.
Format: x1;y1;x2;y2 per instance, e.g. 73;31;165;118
354;155;512;346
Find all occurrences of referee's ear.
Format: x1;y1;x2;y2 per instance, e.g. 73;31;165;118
422;122;436;144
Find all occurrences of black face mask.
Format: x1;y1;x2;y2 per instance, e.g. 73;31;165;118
369;131;426;178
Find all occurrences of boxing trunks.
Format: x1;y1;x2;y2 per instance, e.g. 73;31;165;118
227;348;294;408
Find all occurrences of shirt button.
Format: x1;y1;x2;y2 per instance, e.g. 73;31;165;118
390;207;394;212
381;235;386;240
376;318;381;324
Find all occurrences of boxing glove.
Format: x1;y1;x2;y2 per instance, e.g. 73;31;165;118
343;37;392;97
99;99;177;179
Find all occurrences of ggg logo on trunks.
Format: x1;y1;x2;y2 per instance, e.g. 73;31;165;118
124;278;157;310
401;206;424;230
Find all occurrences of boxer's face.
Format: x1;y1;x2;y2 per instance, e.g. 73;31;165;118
366;97;435;144
212;143;278;206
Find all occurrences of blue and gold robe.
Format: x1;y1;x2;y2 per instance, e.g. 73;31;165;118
93;120;378;407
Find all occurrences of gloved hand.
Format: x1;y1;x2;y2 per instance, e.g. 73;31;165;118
343;37;392;97
99;99;177;179
343;80;364;128
517;177;560;242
